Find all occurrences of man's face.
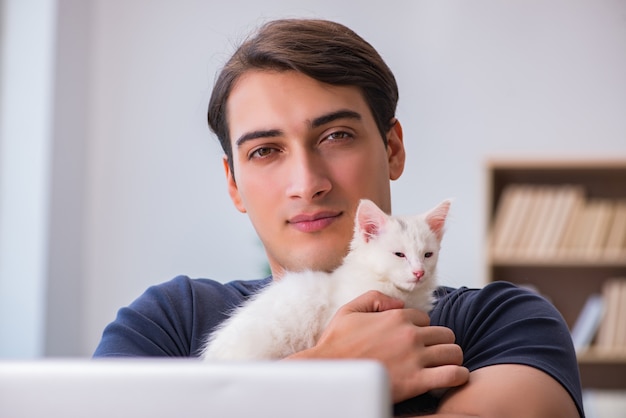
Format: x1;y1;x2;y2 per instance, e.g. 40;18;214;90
224;70;405;278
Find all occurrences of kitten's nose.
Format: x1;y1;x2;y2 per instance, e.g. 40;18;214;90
413;270;425;280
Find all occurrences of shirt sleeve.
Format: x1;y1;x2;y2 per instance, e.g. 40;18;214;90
92;275;265;357
432;281;585;417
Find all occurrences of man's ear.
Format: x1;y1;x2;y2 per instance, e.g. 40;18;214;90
223;157;247;213
386;119;406;181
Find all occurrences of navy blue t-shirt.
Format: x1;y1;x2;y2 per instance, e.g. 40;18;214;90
93;276;584;416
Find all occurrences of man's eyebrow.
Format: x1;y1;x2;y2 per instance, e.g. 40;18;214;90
311;110;362;128
235;110;362;147
236;129;283;147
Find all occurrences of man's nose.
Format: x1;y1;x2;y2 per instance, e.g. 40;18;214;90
285;151;332;201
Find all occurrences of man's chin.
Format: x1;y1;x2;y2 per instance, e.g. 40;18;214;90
278;249;345;274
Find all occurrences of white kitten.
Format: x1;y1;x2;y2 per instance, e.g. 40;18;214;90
201;198;451;360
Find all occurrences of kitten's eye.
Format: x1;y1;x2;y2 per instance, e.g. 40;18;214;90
394;252;405;258
424;252;433;258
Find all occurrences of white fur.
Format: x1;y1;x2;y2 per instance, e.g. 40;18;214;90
201;199;451;360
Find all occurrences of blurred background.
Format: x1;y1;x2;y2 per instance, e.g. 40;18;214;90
0;0;624;369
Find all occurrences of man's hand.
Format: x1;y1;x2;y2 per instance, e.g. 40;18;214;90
287;290;469;403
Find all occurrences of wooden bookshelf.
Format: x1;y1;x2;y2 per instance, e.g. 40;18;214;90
486;158;626;390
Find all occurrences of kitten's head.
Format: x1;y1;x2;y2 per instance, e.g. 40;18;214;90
349;199;451;294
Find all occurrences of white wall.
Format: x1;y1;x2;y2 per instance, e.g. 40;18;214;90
0;0;58;357
1;0;625;357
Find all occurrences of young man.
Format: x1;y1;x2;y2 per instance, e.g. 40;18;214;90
94;19;584;417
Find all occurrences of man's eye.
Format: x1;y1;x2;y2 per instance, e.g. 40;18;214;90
250;147;274;159
326;131;352;141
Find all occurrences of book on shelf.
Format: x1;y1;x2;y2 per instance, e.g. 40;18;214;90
521;187;554;258
575;201;602;257
512;186;538;256
546;186;584;256
490;184;626;261
604;200;626;258
557;192;586;257
534;186;567;256
490;184;529;258
570;293;605;354
594;278;626;352
614;279;626;348
489;184;517;256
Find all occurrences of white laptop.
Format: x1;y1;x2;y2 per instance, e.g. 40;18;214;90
0;359;391;418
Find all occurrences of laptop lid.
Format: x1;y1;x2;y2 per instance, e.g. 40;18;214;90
0;359;391;418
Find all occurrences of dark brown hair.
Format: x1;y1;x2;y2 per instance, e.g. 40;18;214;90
207;18;399;174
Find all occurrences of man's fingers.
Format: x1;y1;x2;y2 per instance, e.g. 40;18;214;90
392;365;470;402
424;365;470;390
400;365;469;401
421;326;456;346
420;342;464;368
327;290;469;403
340;290;405;313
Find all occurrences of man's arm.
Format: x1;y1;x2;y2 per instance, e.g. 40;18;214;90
430;364;580;418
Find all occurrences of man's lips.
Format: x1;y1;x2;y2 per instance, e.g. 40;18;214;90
287;211;342;233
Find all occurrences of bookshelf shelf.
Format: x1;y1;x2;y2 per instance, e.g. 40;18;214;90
490;255;626;268
578;349;626;364
486;158;626;390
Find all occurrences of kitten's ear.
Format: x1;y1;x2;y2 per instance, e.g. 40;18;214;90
356;199;387;243
426;199;452;241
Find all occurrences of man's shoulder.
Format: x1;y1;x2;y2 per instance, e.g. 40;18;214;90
121;275;273;323
430;280;564;345
433;280;545;312
431;280;576;371
92;275;273;357
146;275;272;306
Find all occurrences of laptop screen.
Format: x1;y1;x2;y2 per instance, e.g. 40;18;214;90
0;359;391;418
